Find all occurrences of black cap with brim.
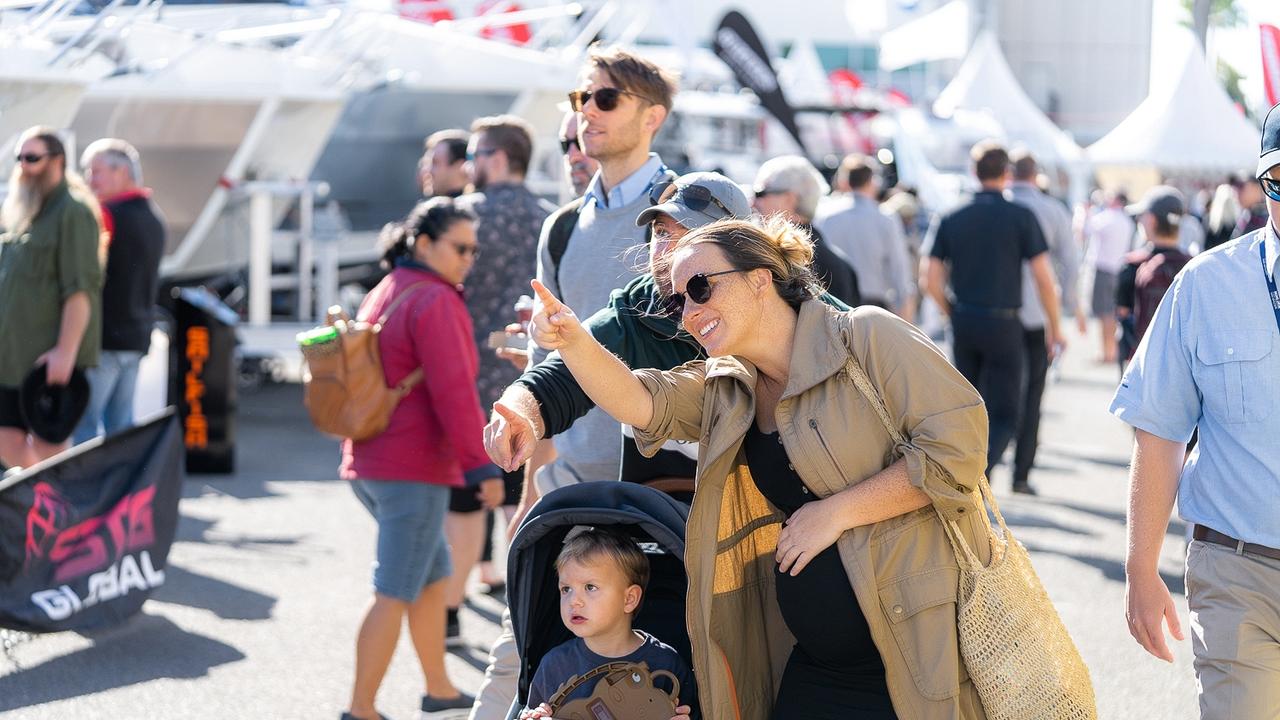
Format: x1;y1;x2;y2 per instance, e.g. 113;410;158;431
1258;102;1280;178
20;365;90;444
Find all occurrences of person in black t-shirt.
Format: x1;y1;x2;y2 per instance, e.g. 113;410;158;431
72;139;165;445
923;140;1063;484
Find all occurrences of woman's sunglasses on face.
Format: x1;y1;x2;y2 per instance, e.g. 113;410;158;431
15;153;47;165
1261;177;1280;203
649;181;734;219
668;269;743;314
451;243;480;260
567;86;654;113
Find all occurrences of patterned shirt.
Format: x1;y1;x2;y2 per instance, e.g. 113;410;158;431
457;183;555;407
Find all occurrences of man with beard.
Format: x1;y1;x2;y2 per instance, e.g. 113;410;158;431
558;110;598;197
467;45;678;720
419;129;471;199
72;138;166;445
443;115;555;646
0;126;103;468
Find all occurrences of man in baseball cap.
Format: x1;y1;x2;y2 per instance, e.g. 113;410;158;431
1109;102;1280;717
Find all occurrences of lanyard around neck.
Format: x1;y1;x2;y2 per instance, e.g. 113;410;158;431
1260;239;1280;336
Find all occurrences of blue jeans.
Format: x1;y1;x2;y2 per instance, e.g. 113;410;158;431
350;479;453;602
73;350;143;445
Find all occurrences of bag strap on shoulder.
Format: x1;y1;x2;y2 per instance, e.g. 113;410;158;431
839;326;1001;570
547;198;585;291
548;661;634;711
373;280;434;326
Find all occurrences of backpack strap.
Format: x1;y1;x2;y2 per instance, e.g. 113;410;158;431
362;280;433;394
373;280;433;326
547;661;634;711
547;197;584;291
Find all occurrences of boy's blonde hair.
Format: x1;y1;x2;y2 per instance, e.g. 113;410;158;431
556;527;650;594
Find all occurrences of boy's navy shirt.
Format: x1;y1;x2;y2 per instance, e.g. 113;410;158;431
527;630;698;717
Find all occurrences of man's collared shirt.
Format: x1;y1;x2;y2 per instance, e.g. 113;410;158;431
1109;225;1280;548
814;193;913;307
583;153;664;209
0;180;102;386
1009;181;1079;329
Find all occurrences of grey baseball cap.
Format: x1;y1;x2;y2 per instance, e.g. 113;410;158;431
1258;101;1280;178
1126;185;1185;219
635;171;753;229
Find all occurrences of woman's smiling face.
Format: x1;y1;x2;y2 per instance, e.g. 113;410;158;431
671;243;763;358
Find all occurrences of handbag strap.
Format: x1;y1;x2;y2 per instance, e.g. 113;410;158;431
840;352;1002;571
548;661;635;711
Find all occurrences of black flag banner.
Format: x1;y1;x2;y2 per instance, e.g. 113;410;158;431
712;10;808;155
0;411;184;632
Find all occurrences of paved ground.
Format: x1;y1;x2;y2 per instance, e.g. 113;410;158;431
0;327;1199;720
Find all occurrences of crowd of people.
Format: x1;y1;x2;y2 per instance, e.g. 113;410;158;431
3;39;1279;720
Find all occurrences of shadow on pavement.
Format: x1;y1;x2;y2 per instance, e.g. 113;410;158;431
1000;508;1096;537
447;644;493;673
0;613;244;712
151;564;277;621
1021;539;1185;595
1048;500;1189;538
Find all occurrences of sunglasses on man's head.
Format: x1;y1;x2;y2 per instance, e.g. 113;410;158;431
649;181;735;219
753;186;787;198
559;136;581;154
15;153;47;165
667;269;743;314
567;86;654;113
1261;177;1280;203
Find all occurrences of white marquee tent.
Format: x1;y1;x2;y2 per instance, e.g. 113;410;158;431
1088;37;1258;174
933;32;1084;169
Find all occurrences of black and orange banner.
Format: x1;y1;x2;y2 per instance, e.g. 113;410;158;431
173;287;237;474
0;412;184;632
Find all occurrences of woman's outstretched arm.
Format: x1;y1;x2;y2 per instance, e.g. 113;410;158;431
527;279;654;430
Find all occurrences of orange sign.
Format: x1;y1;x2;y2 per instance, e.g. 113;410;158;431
184;327;210;449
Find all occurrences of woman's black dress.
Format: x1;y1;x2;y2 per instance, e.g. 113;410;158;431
743;421;897;720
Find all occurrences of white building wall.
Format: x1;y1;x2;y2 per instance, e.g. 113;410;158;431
995;0;1152;145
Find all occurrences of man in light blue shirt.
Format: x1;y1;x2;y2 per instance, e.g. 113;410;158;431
1109;102;1280;718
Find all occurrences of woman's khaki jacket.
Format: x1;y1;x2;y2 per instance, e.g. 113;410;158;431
633;301;993;720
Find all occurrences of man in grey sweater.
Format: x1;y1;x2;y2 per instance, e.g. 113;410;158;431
1008;150;1079;494
468;45;678;720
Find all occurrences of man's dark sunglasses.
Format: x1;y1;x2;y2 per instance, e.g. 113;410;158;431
466;148;499;162
668;269;743;314
15;153;47;164
568;86;654;112
559;136;581;154
648;181;735;219
1261;177;1280;203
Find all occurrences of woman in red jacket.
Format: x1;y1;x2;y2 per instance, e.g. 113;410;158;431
340;197;503;720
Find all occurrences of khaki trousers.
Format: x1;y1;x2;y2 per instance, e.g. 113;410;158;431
1185;538;1280;720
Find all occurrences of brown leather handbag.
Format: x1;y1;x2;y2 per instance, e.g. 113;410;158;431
549;661;681;720
300;283;428;441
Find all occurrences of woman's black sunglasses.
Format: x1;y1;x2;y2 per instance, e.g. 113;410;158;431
648;181;735;219
567;86;654;112
1261;177;1280;203
668;269;742;314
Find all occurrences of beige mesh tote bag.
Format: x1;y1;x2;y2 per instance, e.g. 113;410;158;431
844;354;1097;720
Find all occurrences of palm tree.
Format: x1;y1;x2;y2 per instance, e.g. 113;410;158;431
1180;0;1245;49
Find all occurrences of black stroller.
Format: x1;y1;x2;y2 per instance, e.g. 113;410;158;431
504;481;691;718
